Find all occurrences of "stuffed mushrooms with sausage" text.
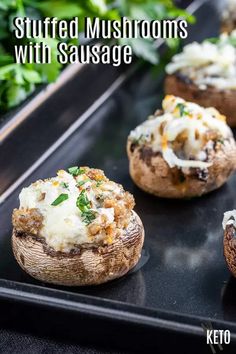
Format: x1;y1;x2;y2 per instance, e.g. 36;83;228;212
127;95;236;198
12;167;144;286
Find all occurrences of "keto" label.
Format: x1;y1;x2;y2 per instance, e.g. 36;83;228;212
202;322;230;353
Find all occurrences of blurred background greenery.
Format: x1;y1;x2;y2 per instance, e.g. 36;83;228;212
0;0;194;111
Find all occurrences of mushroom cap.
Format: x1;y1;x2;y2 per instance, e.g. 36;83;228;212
12;211;144;286
165;74;236;127
224;224;236;277
127;139;236;199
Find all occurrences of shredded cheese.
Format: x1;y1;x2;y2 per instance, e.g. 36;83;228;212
129;95;232;170
166;31;236;90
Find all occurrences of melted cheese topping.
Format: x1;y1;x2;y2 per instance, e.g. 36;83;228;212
18;169;130;252
166;31;236;90
129;95;232;170
222;210;236;229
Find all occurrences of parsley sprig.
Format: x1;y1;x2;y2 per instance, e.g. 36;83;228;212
177;103;189;117
96;180;103;187
76;190;96;225
81;210;97;225
76;179;90;187
68;166;85;176
51;193;68;206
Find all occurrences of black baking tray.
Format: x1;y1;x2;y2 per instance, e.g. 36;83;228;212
1;0;236;352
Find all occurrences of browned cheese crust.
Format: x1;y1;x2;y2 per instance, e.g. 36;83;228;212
165;74;236;127
224;224;236;277
12;211;144;286
127;139;236;199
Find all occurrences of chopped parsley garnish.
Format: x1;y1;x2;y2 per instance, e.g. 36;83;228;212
81;210;96;225
205;37;219;44
76;190;96;225
96;181;103;187
176;103;189;117
61;182;69;189
76;179;90;187
51;193;69;206
76;190;90;211
68;166;85;176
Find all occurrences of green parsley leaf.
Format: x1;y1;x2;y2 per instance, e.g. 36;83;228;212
96;180;103;187
51;193;69;206
76;190;90;212
68;166;85;176
88;0;107;15
177;103;189;117
205;37;220;44
76;179;90;187
61;182;69;189
81;210;96;225
76;190;96;224
33;36;62;83
35;1;83;19
120;37;159;65
22;68;42;84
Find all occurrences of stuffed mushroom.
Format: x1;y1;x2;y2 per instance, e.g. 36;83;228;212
127;95;236;199
12;167;144;286
221;0;236;33
223;210;236;277
165;31;236;127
